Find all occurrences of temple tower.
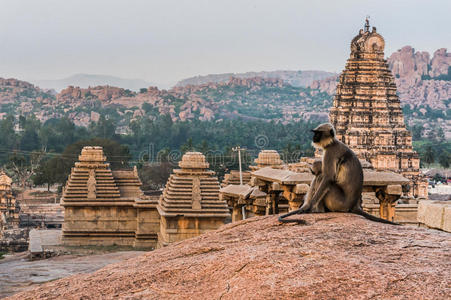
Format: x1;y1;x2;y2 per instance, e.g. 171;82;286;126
61;146;159;248
250;150;284;170
329;19;427;198
157;152;229;247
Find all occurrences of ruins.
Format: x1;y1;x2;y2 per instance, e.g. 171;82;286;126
61;146;159;248
0;171;19;229
157;152;229;247
329;19;428;199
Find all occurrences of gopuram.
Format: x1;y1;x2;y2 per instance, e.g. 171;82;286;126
0;171;19;229
157;152;229;248
329;19;428;199
61;146;159;248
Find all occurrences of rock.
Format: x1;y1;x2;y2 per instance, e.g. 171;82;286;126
430;48;451;77
8;214;451;299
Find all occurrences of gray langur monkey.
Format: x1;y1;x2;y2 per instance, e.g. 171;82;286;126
278;123;398;225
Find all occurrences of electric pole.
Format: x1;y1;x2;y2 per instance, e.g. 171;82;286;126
232;146;246;185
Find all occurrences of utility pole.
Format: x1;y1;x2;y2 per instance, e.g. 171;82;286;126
232;146;246;185
232;146;246;220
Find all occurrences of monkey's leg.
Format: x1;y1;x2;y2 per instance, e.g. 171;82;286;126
323;184;349;212
310;199;325;213
299;174;323;212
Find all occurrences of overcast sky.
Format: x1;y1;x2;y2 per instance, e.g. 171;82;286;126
0;0;449;86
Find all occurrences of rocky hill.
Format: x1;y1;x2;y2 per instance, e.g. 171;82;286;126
309;47;450;131
32;74;154;92
0;76;332;128
175;70;336;87
7;214;451;299
0;47;449;131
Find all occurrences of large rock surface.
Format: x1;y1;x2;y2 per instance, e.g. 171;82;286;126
7;214;450;300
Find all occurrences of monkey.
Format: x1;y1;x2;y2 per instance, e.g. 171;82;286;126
303;159;326;213
278;123;398;225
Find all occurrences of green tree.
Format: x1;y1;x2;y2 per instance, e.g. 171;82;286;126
438;152;450;168
437;127;446;143
423;146;435;167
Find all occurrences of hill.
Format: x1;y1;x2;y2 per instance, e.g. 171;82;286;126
175;70;336;87
32;74;153;92
8;214;451;299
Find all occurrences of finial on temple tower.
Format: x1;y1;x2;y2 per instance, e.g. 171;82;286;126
365;16;370;32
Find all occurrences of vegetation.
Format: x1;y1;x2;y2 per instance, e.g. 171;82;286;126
0;109;449;190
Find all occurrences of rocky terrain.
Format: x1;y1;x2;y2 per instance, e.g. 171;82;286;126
7;213;450;299
0;47;449;131
32;74;153;92
0;251;143;298
175;70;336;88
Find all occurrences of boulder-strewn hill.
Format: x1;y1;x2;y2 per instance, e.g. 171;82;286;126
175;70;336;87
8;214;450;299
0;47;449;130
32;74;153;92
0;76;332;127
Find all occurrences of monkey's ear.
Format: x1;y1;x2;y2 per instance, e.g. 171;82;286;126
329;129;335;137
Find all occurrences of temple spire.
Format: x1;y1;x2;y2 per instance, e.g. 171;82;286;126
364;16;370;32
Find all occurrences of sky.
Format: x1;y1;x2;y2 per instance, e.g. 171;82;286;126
0;0;450;87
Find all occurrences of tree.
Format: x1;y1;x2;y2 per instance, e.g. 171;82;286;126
7;150;45;189
437;127;446;143
411;124;423;140
438;152;450;169
423;146;435;167
33;156;66;190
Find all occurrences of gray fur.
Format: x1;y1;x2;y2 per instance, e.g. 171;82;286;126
279;123;398;225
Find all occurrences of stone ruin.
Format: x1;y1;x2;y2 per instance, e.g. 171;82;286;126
0;171;19;229
61;146;159;248
0;172;28;252
61;149;230;248
157;152;229;247
221;149;412;223
329;19;428;199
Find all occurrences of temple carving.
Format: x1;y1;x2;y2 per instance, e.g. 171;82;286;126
329;19;428;199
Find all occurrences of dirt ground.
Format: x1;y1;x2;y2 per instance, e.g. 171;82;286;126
0;250;144;298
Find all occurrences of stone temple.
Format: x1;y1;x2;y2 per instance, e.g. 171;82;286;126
157;152;229;247
329;19;428;199
61;146;159;248
0;172;19;229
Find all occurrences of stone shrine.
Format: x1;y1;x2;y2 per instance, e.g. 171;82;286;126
0;172;19;229
157;152;229;248
329;19;428;199
61;146;159;248
250;150;284;170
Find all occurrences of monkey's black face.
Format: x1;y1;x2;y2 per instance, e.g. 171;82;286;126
312;130;322;143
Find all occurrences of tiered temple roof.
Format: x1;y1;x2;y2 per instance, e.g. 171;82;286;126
61;147;126;206
250;150;284;170
158;152;229;218
329;19;427;198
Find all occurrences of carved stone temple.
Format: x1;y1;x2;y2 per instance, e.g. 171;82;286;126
329;19;428;199
61;146;159;248
0;172;19;229
157;152;229;248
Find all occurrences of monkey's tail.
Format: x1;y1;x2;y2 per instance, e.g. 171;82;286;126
352;207;399;225
278;209;306;224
